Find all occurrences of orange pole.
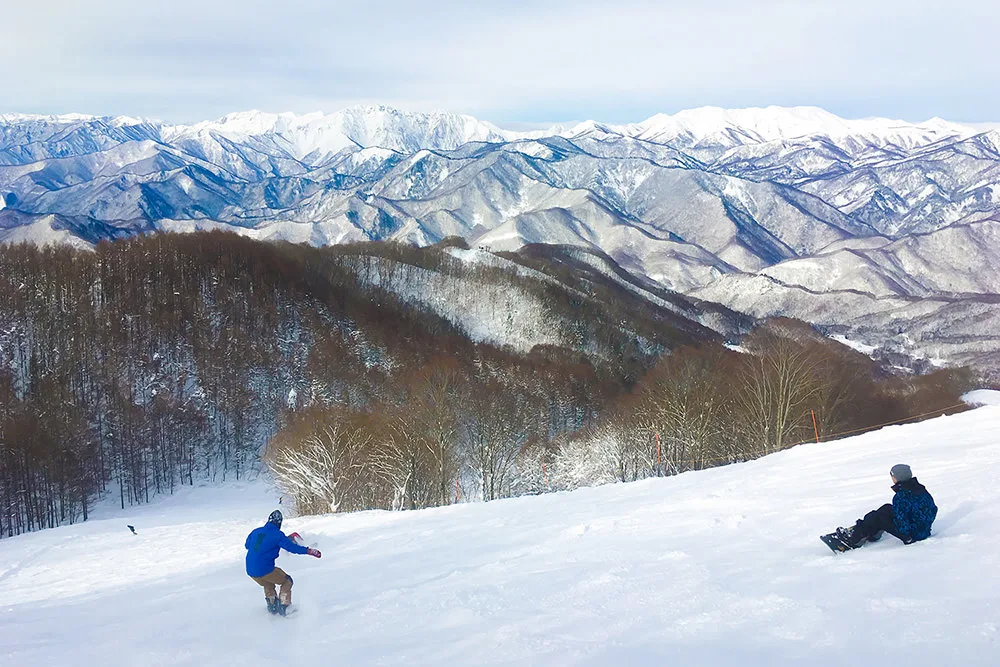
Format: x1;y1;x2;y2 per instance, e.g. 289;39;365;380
811;410;820;443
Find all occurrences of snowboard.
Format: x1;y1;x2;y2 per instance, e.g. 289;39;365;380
265;601;297;617
820;531;855;553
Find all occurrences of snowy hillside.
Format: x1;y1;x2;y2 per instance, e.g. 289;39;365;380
2;398;999;666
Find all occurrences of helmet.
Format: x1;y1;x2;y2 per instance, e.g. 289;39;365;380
267;510;283;528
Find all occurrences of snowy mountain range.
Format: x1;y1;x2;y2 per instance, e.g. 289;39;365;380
2;105;999;373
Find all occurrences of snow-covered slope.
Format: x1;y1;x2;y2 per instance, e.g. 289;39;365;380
2;399;999;666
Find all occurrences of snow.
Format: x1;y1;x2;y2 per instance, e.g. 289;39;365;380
962;389;1000;406
3;404;1000;665
588;106;976;148
829;334;879;355
160;106;515;160
357;259;565;352
0;217;94;250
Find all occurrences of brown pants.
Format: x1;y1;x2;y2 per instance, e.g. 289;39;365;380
251;567;293;605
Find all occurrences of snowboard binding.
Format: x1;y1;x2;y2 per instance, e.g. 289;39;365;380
266;598;291;616
820;528;858;553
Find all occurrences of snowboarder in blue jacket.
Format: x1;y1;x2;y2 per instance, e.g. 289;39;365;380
245;510;321;615
839;464;937;549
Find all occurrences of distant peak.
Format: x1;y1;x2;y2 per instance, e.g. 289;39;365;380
617;105;976;146
0;112;153;126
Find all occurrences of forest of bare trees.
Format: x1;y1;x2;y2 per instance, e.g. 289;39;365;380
0;233;621;536
0;232;976;537
537;322;974;492
262;318;974;510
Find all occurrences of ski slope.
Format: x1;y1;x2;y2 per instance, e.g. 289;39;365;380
2;399;999;666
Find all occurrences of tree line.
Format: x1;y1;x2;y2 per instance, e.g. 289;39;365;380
0;233;630;536
0;232;975;537
265;317;974;510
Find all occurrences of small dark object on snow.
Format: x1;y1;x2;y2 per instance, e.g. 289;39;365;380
127;525;137;535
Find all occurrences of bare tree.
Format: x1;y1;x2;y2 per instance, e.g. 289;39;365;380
368;407;438;510
265;408;374;515
737;329;826;455
633;347;736;472
464;380;535;501
403;358;464;506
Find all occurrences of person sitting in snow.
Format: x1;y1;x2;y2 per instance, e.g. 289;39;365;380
245;510;321;615
838;464;938;549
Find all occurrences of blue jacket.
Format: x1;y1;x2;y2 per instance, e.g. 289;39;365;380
245;522;308;577
891;477;937;542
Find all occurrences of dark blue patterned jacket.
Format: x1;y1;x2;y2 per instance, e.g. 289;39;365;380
892;477;937;542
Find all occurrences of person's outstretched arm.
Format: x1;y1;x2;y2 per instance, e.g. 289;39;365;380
279;532;321;558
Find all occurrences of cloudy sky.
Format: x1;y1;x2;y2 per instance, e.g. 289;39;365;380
3;0;997;125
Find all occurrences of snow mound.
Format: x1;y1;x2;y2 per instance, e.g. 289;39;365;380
962;389;1000;406
1;406;999;665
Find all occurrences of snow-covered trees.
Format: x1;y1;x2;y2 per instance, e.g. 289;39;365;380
0;234;521;534
530;322;976;492
547;429;632;490
369;410;439;511
262;353;602;512
265;408;377;514
0;234;977;536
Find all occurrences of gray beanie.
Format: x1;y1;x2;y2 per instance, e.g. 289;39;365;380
890;464;912;481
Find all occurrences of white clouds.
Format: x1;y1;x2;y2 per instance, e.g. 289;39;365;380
2;0;998;123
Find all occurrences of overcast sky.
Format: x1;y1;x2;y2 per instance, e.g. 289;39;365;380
3;0;997;125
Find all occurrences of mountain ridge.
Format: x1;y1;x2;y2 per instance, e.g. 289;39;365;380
2;104;1000;374
1;104;985;154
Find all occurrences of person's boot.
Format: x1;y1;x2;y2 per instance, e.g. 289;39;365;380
836;525;867;549
266;597;278;614
276;601;288;616
869;530;884;543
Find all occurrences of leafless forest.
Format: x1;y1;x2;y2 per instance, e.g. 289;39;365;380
0;232;973;536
